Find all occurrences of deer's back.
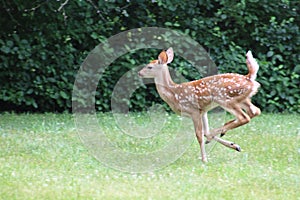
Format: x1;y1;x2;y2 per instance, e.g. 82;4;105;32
188;73;260;103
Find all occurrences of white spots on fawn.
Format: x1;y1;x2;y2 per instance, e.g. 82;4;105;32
170;73;258;110
187;95;194;102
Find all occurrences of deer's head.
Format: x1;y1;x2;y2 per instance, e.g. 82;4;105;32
138;47;174;78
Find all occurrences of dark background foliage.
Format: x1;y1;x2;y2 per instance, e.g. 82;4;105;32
0;0;299;113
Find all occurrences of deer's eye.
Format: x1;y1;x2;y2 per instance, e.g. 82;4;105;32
147;66;153;69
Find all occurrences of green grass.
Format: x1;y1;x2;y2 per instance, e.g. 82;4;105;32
0;112;299;199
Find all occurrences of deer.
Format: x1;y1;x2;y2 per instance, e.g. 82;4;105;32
138;47;261;162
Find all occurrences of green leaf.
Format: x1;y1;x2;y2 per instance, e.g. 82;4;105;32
267;51;274;57
60;91;68;99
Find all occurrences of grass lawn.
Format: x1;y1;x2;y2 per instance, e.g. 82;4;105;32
0;112;299;199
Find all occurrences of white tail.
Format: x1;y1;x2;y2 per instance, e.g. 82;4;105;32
138;48;261;162
246;50;259;81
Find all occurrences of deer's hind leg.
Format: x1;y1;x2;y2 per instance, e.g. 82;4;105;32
206;102;251;145
241;98;261;119
219;98;260;138
201;112;241;152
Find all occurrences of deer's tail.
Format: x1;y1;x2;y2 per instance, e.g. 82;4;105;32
246;51;259;81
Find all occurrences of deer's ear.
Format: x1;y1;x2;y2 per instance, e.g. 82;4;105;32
158;50;168;64
166;47;174;64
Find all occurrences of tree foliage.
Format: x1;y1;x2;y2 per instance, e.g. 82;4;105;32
0;0;299;113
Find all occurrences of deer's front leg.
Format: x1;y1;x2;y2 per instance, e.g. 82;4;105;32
192;113;207;163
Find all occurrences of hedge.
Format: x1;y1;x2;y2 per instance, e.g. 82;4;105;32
0;0;299;113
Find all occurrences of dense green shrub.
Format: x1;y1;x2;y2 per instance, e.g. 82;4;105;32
0;0;299;113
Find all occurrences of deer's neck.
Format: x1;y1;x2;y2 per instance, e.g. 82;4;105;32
154;65;176;101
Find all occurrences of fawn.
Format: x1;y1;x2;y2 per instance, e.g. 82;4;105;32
138;47;261;162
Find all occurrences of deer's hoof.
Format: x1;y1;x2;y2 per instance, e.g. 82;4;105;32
230;143;241;152
235;145;241;152
220;133;225;137
205;140;211;144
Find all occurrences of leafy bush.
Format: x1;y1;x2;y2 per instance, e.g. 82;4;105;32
0;0;299;113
